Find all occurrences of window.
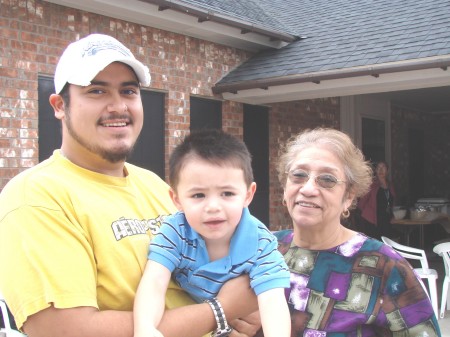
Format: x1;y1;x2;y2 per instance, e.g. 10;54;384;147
190;97;222;131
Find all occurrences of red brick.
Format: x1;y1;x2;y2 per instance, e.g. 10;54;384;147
0;0;344;228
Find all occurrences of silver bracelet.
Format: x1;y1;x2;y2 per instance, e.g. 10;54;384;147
204;297;233;337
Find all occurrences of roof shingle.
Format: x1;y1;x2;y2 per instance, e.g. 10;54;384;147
212;0;450;86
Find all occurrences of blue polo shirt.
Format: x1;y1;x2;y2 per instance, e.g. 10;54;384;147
149;208;290;301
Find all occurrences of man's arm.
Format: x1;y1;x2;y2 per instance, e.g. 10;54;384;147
23;306;133;337
218;275;262;337
160;274;260;337
229;311;262;337
23;275;260;337
23;303;215;337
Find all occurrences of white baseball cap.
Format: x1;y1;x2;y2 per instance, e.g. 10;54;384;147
54;33;151;94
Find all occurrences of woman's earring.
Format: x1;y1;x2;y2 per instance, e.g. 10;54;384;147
342;209;350;218
282;199;287;206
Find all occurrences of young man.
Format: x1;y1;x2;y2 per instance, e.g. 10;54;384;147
133;130;291;337
0;33;259;337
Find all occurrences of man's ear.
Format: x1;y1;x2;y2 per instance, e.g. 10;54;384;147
169;188;183;211
49;94;65;120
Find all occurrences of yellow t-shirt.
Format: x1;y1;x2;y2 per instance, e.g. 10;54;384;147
0;150;194;329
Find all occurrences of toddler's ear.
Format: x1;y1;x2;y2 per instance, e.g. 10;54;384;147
169;188;183;210
244;182;257;207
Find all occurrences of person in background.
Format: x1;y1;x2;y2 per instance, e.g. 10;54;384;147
134;129;291;337
357;161;397;240
0;33;260;337
274;128;440;336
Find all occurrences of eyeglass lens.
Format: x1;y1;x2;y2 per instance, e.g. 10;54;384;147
288;169;339;188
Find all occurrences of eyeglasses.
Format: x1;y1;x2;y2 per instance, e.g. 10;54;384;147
287;169;346;189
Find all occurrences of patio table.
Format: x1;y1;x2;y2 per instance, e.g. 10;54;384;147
391;215;447;249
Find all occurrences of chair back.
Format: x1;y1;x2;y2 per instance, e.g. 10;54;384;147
433;242;450;318
433;242;450;276
0;291;26;337
0;290;11;331
381;236;430;269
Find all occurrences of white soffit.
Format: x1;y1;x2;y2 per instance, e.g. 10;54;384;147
222;68;450;104
43;0;287;51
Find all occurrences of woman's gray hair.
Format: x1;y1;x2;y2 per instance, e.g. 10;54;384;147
277;128;373;208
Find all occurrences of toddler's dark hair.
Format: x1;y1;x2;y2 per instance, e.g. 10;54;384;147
169;129;254;189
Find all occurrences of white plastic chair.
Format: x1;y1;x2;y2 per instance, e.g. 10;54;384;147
433;242;450;319
0;291;26;337
381;236;439;318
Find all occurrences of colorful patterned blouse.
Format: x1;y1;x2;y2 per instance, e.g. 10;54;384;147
274;230;441;337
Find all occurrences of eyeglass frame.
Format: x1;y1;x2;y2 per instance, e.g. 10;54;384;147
286;169;346;189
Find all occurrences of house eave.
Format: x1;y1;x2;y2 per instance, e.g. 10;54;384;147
43;0;296;51
217;57;450;104
213;57;450;94
139;0;298;43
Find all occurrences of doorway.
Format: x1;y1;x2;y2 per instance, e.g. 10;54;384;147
362;117;386;165
408;128;425;204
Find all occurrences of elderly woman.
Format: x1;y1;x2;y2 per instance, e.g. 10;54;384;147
274;128;440;336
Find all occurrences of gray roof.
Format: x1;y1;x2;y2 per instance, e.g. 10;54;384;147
178;0;297;35
208;0;450;91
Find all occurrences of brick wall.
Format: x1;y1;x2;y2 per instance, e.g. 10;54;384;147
0;0;341;228
0;0;251;190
